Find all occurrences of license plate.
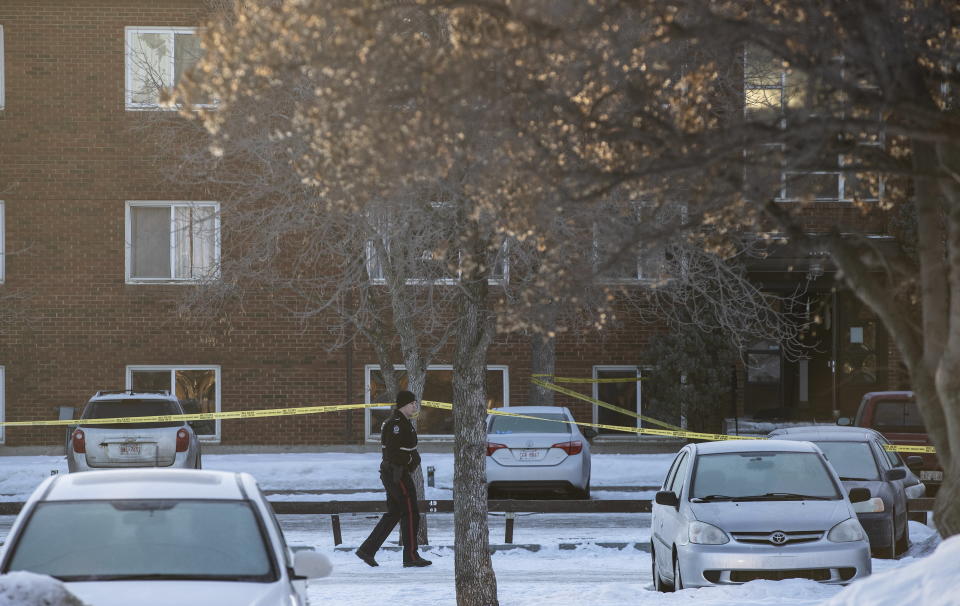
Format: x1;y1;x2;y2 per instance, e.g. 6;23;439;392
517;449;542;461
920;470;943;482
119;443;141;456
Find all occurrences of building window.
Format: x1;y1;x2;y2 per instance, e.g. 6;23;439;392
0;201;5;283
0;25;5;110
365;204;509;285
592;366;643;436
127;366;220;440
0;366;5;444
125;201;219;283
125;27;211;110
364;364;509;440
593;202;685;283
743;46;883;203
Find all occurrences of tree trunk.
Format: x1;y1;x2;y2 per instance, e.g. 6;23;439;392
406;371;430;546
452;285;499;606
529;331;556;405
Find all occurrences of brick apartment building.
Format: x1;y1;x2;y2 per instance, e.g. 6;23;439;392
0;1;904;450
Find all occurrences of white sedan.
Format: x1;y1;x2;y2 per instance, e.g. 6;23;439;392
486;406;594;499
0;469;331;606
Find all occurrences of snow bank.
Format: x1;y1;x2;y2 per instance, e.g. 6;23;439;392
0;572;86;606
822;529;951;606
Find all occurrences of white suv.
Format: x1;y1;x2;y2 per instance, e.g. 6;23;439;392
67;390;202;473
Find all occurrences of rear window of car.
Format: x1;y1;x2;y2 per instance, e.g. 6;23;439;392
813;441;880;481
872;399;925;433
489;413;569;434
79;399;185;429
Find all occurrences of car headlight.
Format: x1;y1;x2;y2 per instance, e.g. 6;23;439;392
689;521;729;545
828;518;866;542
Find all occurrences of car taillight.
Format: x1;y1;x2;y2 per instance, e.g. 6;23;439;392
71;429;85;454
176;428;189;452
487;442;507;456
552;440;582;455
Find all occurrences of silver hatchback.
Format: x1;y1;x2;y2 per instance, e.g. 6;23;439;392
651;440;872;591
67;391;202;473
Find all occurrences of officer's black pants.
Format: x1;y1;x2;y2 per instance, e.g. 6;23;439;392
358;464;420;562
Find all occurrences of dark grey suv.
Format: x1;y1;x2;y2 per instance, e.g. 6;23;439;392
67;390;201;473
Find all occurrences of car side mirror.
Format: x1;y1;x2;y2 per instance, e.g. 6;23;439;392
884;468;907;482
655;490;679;508
848;487;871;503
293;549;333;579
582;427;598;440
906;456;923;470
836;417;852;426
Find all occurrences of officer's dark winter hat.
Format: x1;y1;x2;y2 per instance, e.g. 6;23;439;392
396;390;416;408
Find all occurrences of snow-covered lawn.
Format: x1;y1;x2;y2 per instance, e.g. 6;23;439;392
0;452;946;606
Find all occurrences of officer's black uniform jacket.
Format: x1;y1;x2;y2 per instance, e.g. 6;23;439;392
380;409;421;473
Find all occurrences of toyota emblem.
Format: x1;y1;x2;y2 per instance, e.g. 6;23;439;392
769;531;788;545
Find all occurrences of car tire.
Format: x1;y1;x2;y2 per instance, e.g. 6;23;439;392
576;481;591;500
194;454;202;470
651;544;672;593
672;554;685;590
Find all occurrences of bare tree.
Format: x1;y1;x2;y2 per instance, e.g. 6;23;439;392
156;2;823;602
388;0;960;535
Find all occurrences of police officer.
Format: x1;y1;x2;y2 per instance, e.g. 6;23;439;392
356;390;432;568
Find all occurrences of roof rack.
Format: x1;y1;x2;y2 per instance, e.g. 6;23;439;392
94;389;172;397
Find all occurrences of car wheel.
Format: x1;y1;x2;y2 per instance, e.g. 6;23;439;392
576;481;591;500
651;544;672;593
195;454;202;470
673;554;685;591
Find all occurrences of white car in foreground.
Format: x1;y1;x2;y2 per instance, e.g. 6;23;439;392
0;469;331;606
486;406;595;499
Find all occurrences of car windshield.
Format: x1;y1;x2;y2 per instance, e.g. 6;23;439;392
4;500;276;582
690;452;840;500
813;441;880;481
489;413;569;434
872;400;925;433
79;399;184;429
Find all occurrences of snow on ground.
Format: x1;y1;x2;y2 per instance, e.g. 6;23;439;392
0;453;945;606
0;452;674;501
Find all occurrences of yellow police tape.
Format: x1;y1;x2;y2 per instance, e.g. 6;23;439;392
3;376;936;454
532;375;936;454
530;375;685;432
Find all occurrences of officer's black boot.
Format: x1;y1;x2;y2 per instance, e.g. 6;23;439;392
403;556;432;568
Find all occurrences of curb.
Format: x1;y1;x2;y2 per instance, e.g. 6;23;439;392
333;542;650;553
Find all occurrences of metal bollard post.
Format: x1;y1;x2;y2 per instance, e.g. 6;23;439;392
427;466;435;488
504;512;515;544
331;514;343;546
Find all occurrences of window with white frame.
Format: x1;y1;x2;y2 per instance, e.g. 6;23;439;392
365;204;509;285
0;366;5;444
127;366;220;440
592;366;643;436
125;27;212;110
593;201;686;283
125;201;219;283
0;25;5;110
744;46;883;203
0;201;5;283
365;364;509;439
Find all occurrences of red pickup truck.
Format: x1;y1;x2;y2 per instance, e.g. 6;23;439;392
840;391;942;495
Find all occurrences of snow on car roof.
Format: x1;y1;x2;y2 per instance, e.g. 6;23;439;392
496;406;570;414
43;469;248;501
693;439;821;454
769;426;883;441
87;392;177;401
